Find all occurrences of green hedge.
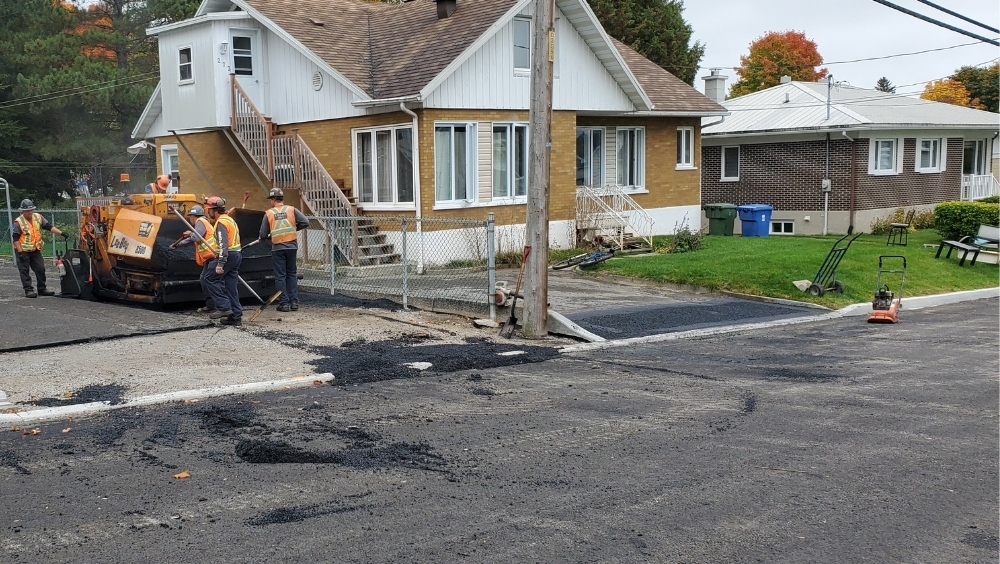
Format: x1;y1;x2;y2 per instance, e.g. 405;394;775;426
934;201;1000;240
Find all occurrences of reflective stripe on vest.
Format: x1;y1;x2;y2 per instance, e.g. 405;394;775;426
194;217;218;266
266;205;297;244
15;214;44;252
215;214;241;252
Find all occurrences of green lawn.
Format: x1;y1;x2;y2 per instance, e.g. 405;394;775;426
573;230;999;309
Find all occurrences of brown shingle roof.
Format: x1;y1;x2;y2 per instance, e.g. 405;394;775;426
608;37;725;113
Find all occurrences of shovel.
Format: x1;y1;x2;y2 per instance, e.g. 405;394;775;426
499;246;531;339
248;290;282;323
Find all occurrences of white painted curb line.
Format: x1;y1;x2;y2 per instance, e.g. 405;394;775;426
0;373;336;424
561;287;999;353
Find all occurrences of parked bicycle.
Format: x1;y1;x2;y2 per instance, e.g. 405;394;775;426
552;247;615;270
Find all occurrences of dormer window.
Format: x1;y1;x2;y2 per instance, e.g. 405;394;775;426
513;17;530;73
178;47;193;84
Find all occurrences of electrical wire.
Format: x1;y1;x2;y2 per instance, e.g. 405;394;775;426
0;71;159;108
0;74;158;110
870;0;999;46
916;0;999;34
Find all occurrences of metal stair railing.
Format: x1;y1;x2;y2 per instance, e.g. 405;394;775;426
576;184;654;248
230;74;273;180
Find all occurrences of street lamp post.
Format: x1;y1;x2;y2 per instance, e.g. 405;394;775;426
0;177;12;255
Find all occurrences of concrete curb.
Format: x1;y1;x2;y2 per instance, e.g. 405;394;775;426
0;373;336;424
560;287;999;353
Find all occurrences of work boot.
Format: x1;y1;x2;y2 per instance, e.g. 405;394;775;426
219;316;241;326
289;302;299;311
38;288;55;296
209;310;232;319
24;290;37;298
197;306;216;314
276;304;290;312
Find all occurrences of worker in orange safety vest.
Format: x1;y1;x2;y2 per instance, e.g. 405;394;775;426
11;199;67;298
168;205;218;313
258;187;308;312
203;196;243;326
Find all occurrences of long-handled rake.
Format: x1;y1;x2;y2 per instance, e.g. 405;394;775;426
499;246;531;339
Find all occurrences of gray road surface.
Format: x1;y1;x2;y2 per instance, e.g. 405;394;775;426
0;298;996;563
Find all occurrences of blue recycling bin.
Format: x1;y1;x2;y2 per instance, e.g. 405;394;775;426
736;204;774;237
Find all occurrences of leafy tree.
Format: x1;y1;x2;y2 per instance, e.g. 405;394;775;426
920;78;984;109
950;63;999;113
587;0;705;85
874;77;896;93
729;31;827;98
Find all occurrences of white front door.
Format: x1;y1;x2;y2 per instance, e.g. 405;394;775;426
230;30;263;112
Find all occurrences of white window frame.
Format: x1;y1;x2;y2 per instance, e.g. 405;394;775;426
352;123;415;210
676;127;695;169
513;17;531;75
576;127;605;187
230;32;256;77
161;144;179;192
721;145;740;181
616;127;646;191
868;138;902;175
770;220;795;235
434;122;477;207
177;46;194;85
916;137;945;173
492;123;529;201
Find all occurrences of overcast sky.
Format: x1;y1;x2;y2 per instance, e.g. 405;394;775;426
682;0;999;97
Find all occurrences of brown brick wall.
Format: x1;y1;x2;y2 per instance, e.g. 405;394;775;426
702;137;963;212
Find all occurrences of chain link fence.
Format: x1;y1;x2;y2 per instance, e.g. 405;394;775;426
297;215;500;319
1;209;81;262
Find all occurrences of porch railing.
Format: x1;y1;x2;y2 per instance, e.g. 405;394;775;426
230;75;273;180
576;184;654;249
961;174;1000;201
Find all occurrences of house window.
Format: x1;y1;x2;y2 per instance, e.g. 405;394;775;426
161;145;179;191
435;123;476;203
232;36;253;76
872;139;897;173
616;127;645;189
178;47;193;83
354;125;414;206
964;140;986;175
513;18;531;72
918;138;942;172
493;123;528;198
721;146;739;181
576;127;604;187
771;221;794;234
676;127;694;168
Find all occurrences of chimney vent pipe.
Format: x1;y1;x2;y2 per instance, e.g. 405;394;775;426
436;0;456;19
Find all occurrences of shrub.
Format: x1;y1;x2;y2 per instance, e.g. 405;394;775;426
934;201;1000;240
869;208;907;235
976;195;999;204
662;216;704;254
912;209;935;229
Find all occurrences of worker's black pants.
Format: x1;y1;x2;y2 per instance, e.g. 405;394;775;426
16;250;47;292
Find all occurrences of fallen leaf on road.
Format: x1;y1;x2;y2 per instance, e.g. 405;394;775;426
62;393;73;398
23;429;40;435
62;428;71;433
174;470;191;479
10;427;20;432
183;399;199;404
313;380;323;386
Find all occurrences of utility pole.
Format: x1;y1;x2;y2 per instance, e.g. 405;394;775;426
522;0;555;339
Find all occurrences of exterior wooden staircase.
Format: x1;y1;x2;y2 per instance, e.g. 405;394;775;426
229;76;399;266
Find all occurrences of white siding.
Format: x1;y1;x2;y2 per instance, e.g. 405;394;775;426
478;122;492;202
605;126;616;185
425;6;633;112
263;29;365;124
159;22;220;131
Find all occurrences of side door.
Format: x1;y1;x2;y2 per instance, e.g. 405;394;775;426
229;30;264;113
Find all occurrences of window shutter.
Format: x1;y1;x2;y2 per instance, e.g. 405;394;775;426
605;127;616;187
478;122;492;202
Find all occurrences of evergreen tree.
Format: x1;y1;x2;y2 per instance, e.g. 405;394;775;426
587;0;705;85
729;31;827;98
874;77;896;93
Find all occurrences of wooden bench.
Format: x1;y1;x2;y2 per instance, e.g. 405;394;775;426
936;224;999;267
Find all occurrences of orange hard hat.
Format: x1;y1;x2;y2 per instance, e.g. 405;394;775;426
204;195;227;210
155;175;170;188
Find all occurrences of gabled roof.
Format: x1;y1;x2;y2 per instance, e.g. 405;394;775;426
609;37;724;114
704;81;1000;136
132;83;162;139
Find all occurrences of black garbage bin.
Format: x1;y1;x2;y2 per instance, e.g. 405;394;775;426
702;203;737;236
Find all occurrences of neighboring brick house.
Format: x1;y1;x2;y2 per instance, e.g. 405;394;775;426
698;76;999;235
132;0;725;261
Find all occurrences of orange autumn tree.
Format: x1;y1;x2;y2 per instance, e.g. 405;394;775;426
729;30;828;98
920;78;985;109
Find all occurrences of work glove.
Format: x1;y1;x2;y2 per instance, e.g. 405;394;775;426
61;232;69;240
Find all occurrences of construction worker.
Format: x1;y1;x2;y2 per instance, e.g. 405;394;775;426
11;199;67;298
203;196;243;326
168;205;217;313
259;187;308;312
144;175;170;194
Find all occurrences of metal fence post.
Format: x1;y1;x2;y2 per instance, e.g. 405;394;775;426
402;217;409;311
328;218;336;295
487;213;496;321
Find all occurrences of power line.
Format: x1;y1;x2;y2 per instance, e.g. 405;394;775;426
870;0;1000;46
0;71;159;108
916;0;999;34
0;74;158;110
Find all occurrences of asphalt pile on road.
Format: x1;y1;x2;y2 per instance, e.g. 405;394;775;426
25;383;129;407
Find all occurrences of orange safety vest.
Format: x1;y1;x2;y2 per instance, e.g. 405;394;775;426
265;205;298;244
193;216;218;266
14;213;45;252
214;214;241;252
